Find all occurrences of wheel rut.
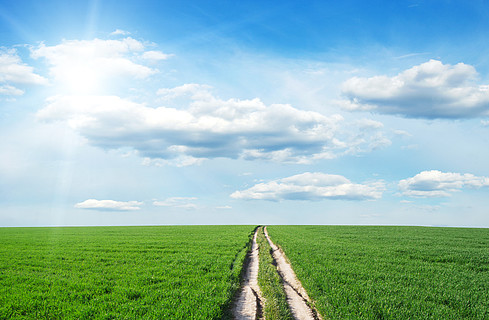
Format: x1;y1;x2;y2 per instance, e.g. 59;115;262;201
233;228;264;320
264;227;322;320
232;227;321;320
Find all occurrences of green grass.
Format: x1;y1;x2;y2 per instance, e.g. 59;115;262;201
267;226;489;319
256;226;293;320
0;225;254;319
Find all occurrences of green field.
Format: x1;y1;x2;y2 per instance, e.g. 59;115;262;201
267;226;489;319
2;225;489;319
0;226;254;319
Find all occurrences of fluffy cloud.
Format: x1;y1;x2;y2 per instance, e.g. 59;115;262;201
231;172;384;201
142;50;172;62
399;170;489;197
340;60;489;119
30;37;166;93
157;83;213;101
75;199;142;211
153;197;198;210
37;87;390;165
0;49;47;95
0;85;24;96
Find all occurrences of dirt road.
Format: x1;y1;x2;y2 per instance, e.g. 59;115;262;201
233;229;263;320
264;227;322;320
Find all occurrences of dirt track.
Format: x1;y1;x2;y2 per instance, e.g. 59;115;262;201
264;227;322;320
233;229;263;320
233;227;321;320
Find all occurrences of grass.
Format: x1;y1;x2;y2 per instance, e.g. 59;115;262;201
267;225;489;319
0;225;254;319
256;226;293;320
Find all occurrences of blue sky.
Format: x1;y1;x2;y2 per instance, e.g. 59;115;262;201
1;0;489;227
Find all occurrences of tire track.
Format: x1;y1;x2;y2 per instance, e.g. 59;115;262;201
264;227;322;320
233;228;264;320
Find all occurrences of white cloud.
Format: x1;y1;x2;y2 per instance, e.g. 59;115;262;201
142;156;204;167
354;118;384;129
394;52;430;60
142;50;172;61
110;29;131;36
340;60;489;119
399;170;489;197
157;83;213;101
75;199;142;211
30;38;157;93
0;85;24;96
0;49;48;95
36;87;390;165
482;120;489;127
231;172;384;201
393;129;412;137
153;197;198;210
0;49;48;84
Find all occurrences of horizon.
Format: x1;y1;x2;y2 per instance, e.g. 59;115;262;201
1;0;489;227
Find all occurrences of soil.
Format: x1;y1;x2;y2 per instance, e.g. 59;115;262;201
232;227;321;320
264;227;322;320
233;229;263;320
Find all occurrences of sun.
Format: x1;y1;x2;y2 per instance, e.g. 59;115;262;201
55;60;104;94
64;67;98;93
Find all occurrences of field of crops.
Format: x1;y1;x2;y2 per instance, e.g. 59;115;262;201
267;226;489;319
3;225;488;319
0;225;254;319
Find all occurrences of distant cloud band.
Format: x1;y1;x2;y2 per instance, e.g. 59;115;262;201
231;172;384;201
75;199;143;211
399;170;489;197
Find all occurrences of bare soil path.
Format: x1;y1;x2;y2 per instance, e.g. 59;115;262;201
233;228;264;320
264;227;322;320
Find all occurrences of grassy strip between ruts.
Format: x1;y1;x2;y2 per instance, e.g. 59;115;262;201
256;226;293;320
267;225;489;320
0;225;255;320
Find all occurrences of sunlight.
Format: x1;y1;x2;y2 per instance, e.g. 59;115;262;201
59;63;101;94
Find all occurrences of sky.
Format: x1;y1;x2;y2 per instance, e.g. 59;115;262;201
1;0;489;227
